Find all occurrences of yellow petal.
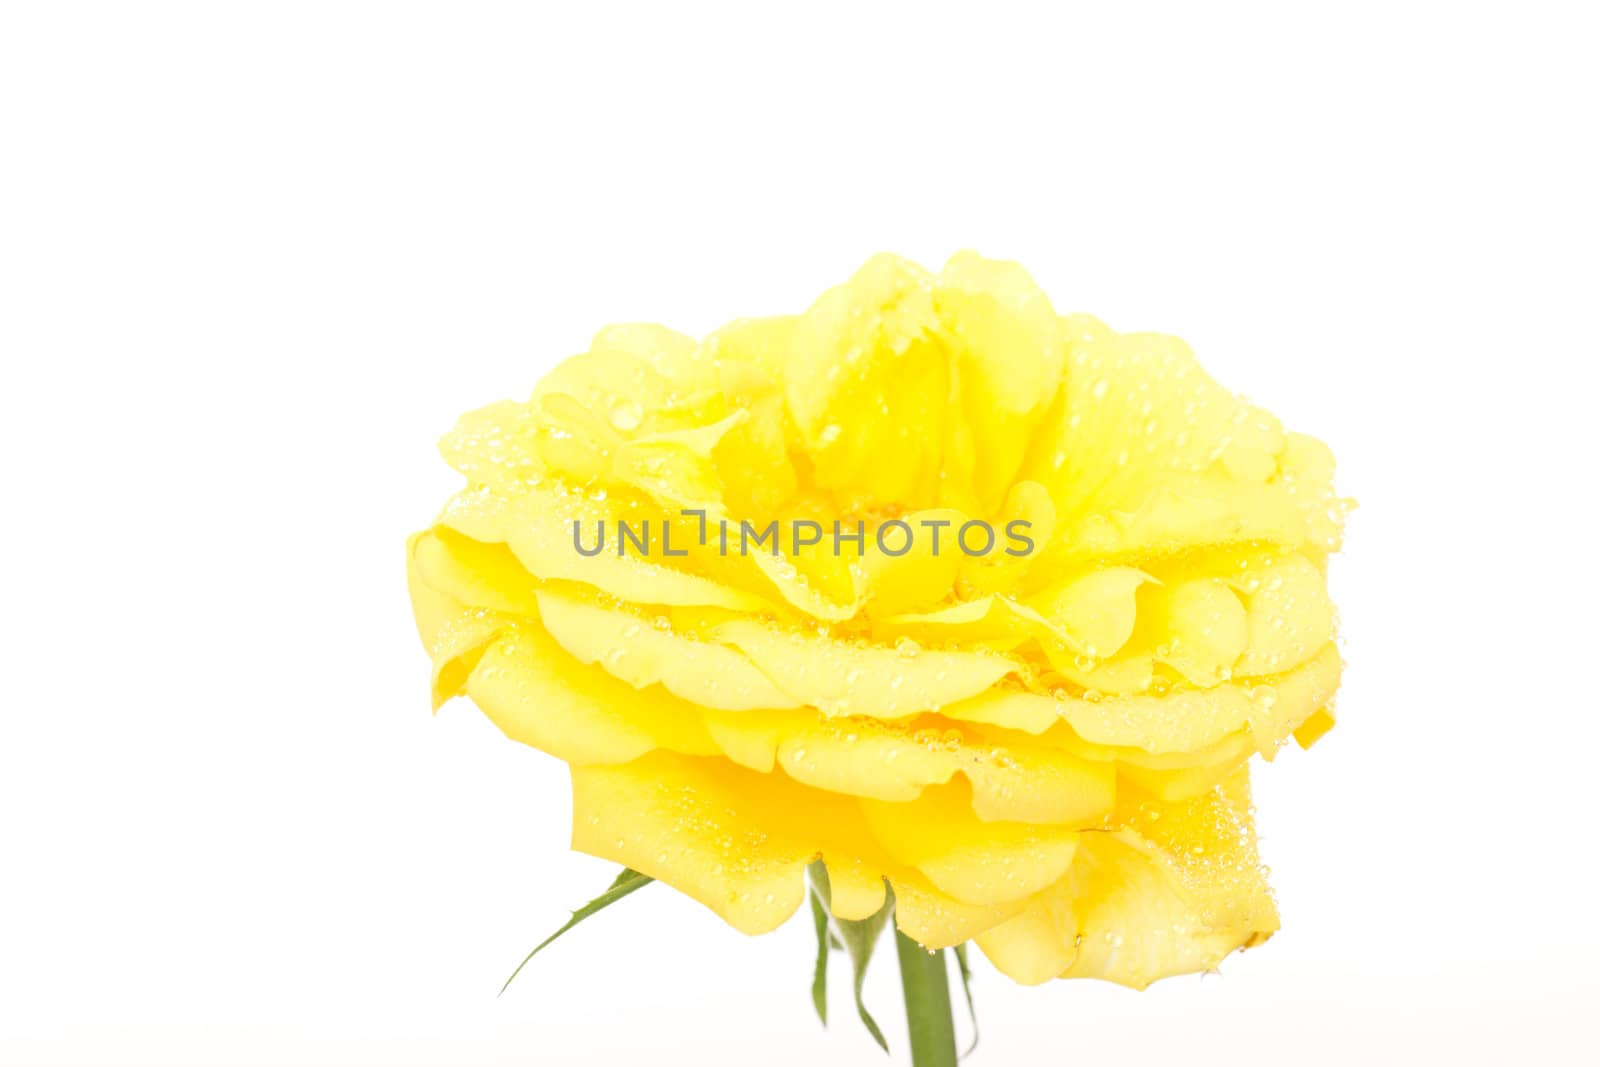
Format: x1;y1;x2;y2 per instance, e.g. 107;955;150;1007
861;508;966;618
1059;312;1115;345
535;589;797;711
434;484;518;543
938;687;1062;735
939;643;1341;757
706;316;801;516
700;708;1114;826
786;254;950;511
1009;326;1330;566
820;856;888;921
962;733;1117;824
708;315;794;383
1046;833;1261;988
530;390;619;485
411;528;542;617
861;781;1079;906
1113;771;1279;939
933;252;1065;513
872;595;1042;654
962;479;1056;598
535;323;720;436
777;715;973;802
466;623;718;766
438;400;546;490
438;482;819;620
1226;553;1335;677
1044;651;1158;699
980;769;1278;988
1239;643;1344;756
892;875;1028;950
1026;566;1153;660
710;618;1016;717
1294;706;1337;749
1155;577;1249;686
406;534;505;709
698;708;795;774
745;493;865;622
1279;431;1350;555
1117;758;1241;803
607;411;745;512
1053;477;1310;565
569;752;818;934
498;486;774;612
570;751;982;938
971;889;1077;985
1021;331;1239;515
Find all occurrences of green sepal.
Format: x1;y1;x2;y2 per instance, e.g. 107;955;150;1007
952;943;979;1059
500;867;653;995
808;860;891;1053
808;877;831;1025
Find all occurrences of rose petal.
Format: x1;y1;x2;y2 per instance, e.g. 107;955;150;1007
861;781;1079;906
535;589;797;711
467;624;718;766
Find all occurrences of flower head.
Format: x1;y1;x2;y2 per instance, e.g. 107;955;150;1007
406;252;1348;987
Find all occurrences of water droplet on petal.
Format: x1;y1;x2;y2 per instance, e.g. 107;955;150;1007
608;399;643;431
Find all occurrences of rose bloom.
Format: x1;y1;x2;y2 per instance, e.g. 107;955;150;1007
406;253;1347;987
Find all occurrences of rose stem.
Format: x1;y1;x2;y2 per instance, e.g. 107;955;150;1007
894;929;958;1067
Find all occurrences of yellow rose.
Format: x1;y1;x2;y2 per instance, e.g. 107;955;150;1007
405;252;1348;989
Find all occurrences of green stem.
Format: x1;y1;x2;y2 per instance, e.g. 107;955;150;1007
894;930;958;1067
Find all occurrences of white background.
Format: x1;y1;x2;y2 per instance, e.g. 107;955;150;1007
3;2;1597;1064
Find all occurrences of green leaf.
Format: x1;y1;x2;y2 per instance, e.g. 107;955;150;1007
808;862;891;1053
837;900;892;1052
952;943;979;1059
499;867;653;995
809;885;831;1025
807;862;835;1026
809;859;833;903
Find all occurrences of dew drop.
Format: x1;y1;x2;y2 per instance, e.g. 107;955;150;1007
608;400;643;431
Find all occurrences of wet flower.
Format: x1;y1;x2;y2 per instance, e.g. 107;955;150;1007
406;252;1348;987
